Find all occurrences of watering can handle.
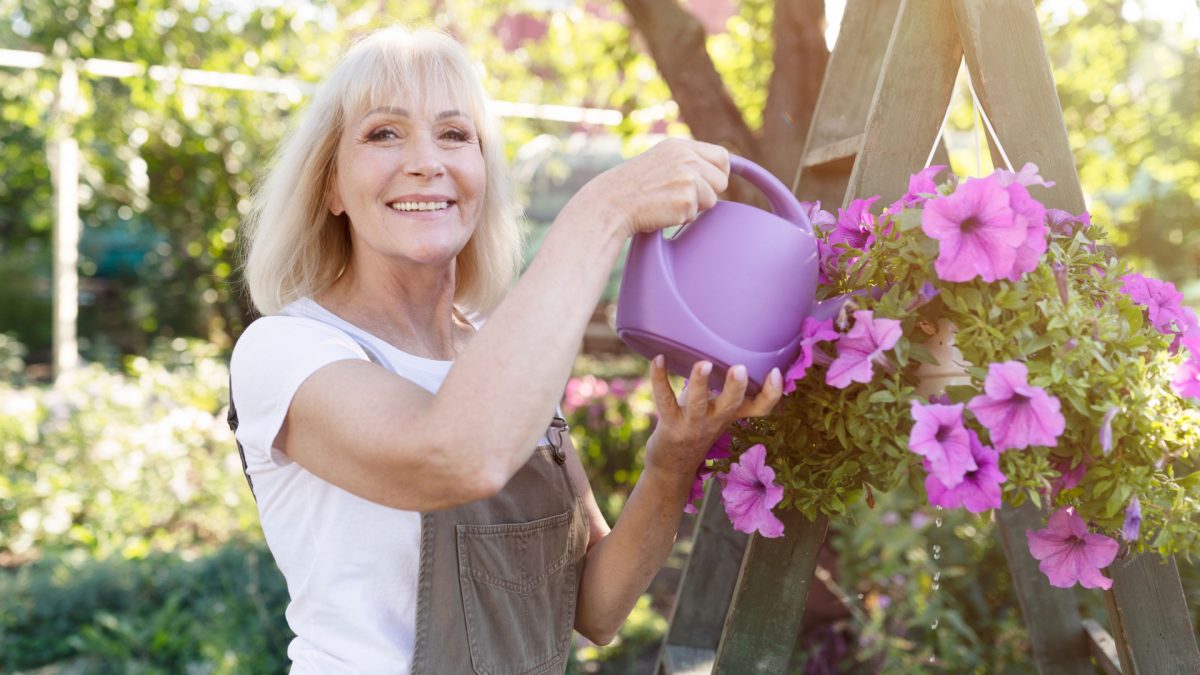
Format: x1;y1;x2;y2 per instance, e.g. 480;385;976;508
728;155;813;235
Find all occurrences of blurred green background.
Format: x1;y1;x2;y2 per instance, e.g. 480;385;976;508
1;0;1198;672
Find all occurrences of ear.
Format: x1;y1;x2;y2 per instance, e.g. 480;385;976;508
327;171;345;216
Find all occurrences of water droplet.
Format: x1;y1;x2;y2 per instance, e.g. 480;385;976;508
856;593;864;600
932;581;940;590
931;619;939;630
929;655;936;664
934;571;941;582
935;516;943;528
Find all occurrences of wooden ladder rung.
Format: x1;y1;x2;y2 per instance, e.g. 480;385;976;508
801;133;864;169
1082;619;1122;675
660;644;715;675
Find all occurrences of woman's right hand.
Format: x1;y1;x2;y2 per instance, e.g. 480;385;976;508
569;138;730;238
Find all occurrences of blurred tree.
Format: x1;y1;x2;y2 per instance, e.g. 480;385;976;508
1040;0;1200;295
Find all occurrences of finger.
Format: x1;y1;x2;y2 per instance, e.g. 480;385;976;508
713;364;749;417
695;174;720;212
692;141;730;175
694;157;729;197
683;361;713;419
648;355;682;425
738;367;784;418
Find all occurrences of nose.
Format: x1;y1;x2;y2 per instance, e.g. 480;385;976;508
402;134;445;179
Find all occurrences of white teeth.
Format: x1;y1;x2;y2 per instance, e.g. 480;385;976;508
390;200;451;212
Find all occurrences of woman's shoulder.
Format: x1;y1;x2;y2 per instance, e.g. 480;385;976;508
232;302;368;370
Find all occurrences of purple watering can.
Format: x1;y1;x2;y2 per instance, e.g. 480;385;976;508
615;155;842;393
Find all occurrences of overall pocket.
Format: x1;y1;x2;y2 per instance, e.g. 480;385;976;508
455;508;577;675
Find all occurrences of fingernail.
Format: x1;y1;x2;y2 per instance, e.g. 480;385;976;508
699;361;713;376
652;355;663;369
731;365;747;382
769;368;782;386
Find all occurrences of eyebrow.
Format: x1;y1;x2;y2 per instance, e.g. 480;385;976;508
360;107;466;121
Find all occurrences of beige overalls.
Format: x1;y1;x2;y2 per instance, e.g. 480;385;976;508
410;418;589;674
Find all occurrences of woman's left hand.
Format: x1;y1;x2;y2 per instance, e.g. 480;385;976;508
644;356;783;477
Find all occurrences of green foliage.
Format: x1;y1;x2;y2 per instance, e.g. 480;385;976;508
0;337;257;561
0;540;292;673
1041;1;1200;288
816;486;1031;673
564;355;655;524
728;177;1200;567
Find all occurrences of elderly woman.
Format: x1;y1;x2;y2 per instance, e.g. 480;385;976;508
230;26;782;674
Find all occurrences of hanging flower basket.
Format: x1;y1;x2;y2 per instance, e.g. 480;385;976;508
695;164;1200;590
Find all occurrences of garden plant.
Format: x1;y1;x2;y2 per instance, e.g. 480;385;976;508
692;164;1200;592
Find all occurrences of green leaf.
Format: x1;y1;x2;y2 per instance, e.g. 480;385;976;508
868;390;896;403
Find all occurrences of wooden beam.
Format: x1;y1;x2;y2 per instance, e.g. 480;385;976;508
1105;553;1200;675
657;481;748;674
845;0;963;207
1082;618;1123;675
711;510;827;673
950;0;1086;213
801;134;863;168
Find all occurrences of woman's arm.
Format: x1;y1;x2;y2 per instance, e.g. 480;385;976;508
571;357;783;644
279;140;731;511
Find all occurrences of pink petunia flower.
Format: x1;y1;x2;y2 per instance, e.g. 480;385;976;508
921;175;1025;282
684;433;735;514
826;311;902;389
1119;273;1199;350
1026;507;1119;589
829;196;880;251
1049;456;1088;498
923;429;1005;513
783;318;840;394
967;361;1065;452
799;200;837;232
1001;180;1048;281
1046;208;1092;237
908;401;977;488
1122;495;1141;542
995;162;1056;189
1171;341;1200;398
720;443;786;538
886;165;946;214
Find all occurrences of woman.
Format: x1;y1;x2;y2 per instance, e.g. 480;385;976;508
230;26;783;674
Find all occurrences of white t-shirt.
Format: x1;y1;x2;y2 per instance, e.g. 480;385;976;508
230;298;455;674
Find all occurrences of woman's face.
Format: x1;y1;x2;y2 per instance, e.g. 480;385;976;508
329;92;486;272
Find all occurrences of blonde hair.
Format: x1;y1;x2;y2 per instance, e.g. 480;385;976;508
241;26;522;316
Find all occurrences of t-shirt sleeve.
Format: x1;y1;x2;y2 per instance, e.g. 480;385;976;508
230;316;370;470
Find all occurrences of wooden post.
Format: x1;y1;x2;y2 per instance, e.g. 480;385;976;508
950;0;1086;213
656;482;749;675
791;0;903;208
50;57;81;379
711;510;828;673
843;0;963;207
1105;552;1200;675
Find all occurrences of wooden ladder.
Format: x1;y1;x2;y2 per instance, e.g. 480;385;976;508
656;1;1200;673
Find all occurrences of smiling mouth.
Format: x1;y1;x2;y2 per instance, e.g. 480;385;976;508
389;200;454;212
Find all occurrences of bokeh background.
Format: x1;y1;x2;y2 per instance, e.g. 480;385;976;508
1;1;1197;672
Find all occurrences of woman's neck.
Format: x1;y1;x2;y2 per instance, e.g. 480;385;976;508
316;260;470;361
